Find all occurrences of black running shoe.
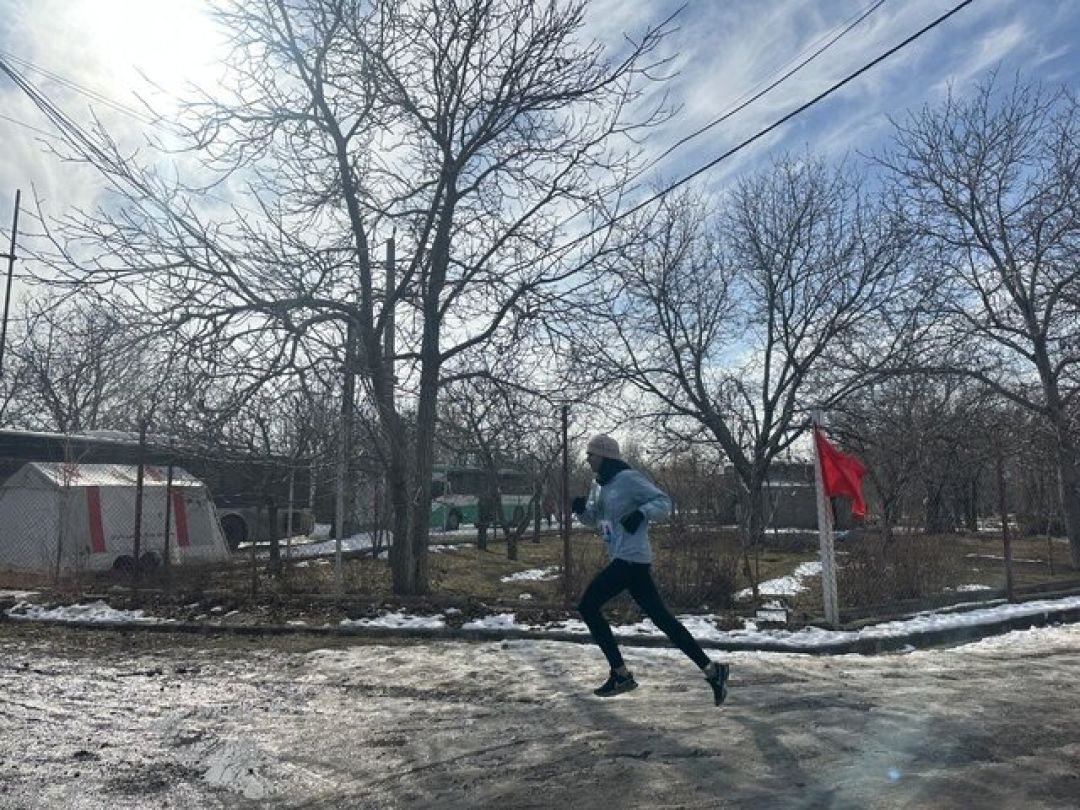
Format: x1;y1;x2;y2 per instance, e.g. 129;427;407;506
704;661;730;707
593;670;638;697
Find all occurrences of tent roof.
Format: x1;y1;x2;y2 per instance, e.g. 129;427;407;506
23;462;203;488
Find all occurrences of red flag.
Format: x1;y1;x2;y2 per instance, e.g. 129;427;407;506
814;427;867;517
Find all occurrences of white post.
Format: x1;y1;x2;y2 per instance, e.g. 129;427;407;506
812;411;840;628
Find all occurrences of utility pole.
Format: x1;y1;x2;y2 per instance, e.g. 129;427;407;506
384;234;396;390
0;189;21;377
561;402;571;603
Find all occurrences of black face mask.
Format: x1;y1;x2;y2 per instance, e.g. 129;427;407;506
595;456;631;485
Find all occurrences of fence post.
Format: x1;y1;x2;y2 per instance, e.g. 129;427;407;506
996;446;1016;602
561;402;571;604
132;417;147;587
163;462;174;590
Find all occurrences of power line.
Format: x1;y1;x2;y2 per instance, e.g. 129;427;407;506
555;0;976;259
644;0;887;173
1;0;975;277
0;112;59;140
0;57;275;221
0;49;157;126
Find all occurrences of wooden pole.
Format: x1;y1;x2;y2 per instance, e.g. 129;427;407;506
132;417;147;584
334;317;356;589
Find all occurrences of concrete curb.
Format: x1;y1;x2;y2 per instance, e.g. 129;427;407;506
5;602;1080;655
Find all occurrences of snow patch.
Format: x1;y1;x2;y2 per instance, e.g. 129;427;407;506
340;610;446;630
736;561;821;599
500;566;560;583
5;599;163;624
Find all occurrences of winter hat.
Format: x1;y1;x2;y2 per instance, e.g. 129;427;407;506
586;434;621;460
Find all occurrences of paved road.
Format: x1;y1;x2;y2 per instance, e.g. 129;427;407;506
2;621;1079;809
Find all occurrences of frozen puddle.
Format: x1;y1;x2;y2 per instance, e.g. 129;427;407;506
193;737;274;800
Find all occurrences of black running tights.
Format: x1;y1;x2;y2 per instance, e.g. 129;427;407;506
577;559;710;671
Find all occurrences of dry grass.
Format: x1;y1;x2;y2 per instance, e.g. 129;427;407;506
4;527;1077;625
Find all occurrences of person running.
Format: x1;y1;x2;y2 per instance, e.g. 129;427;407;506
571;433;730;705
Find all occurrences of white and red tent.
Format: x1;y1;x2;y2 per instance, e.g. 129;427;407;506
0;462;230;574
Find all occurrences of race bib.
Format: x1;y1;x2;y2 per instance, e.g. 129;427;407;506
598;519;617;544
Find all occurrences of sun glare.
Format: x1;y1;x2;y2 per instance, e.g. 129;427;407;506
66;0;225;98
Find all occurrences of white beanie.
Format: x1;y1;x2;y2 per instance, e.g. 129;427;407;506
586;434;621;460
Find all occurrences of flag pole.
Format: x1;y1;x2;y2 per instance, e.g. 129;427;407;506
812;410;841;628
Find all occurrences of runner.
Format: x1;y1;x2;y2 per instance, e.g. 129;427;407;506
572;433;730;705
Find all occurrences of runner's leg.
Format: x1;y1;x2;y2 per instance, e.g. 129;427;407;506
626;562;711;669
577;560;632;670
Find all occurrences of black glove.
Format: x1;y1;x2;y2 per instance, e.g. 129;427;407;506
571;496;587;515
620;509;644;534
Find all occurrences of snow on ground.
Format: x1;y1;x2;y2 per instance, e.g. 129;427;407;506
264;528;472;560
5;599;163;624
340;610;446;630
965;553;1043;563
500;565;560;583
3;617;1080;808
7;591;1080;651
735;560;822;599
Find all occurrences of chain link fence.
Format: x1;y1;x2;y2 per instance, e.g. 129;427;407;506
0;461;236;588
1;435;1078;631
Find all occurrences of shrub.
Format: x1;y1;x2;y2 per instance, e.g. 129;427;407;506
566;527;739;613
838;534;963;607
653;531;740;609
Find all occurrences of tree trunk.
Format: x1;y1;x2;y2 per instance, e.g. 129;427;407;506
964;476;980;533
402;336;441;594
1054;433;1080;570
1041;369;1080;569
924;482;951;534
388;460;412;591
743;477;766;599
267;498;281;577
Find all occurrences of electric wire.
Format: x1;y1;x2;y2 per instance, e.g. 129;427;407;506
550;0;976;262
0;48;158;126
0;112;58;140
0;0;976;273
642;0;887;174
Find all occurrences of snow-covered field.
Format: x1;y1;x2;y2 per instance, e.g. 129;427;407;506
1;620;1079;808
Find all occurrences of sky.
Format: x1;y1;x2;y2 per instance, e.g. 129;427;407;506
0;0;1077;461
0;0;1078;302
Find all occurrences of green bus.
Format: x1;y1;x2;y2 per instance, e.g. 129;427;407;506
430;465;534;531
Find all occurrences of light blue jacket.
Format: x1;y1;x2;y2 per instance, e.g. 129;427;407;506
578;467;671;563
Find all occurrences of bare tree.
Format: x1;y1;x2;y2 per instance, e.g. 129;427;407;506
588;161;910;561
30;0;673;593
879;75;1080;567
438;353;567;559
833;374;997;538
5;295;147;433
